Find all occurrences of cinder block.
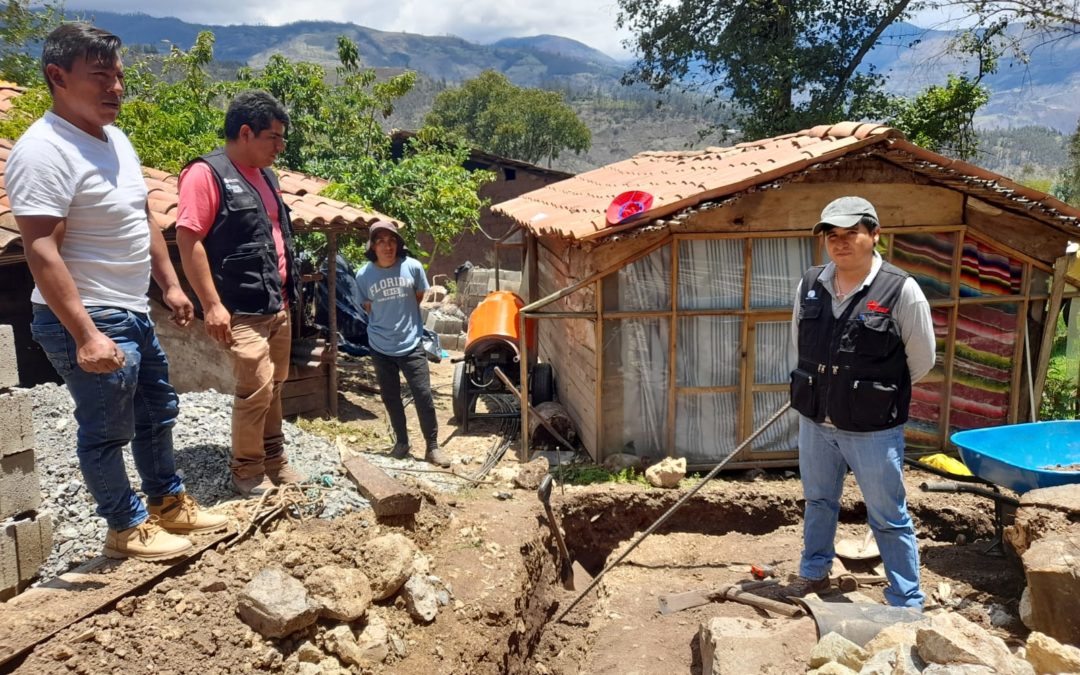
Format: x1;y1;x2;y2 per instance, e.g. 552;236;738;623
0;514;53;599
0;389;35;458
0;325;17;389
435;317;463;334
0;526;17;599
12;514;52;585
0;450;41;521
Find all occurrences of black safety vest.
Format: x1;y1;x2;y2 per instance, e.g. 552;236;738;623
188;148;300;315
790;261;912;431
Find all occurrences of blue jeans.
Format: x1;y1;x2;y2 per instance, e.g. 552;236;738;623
370;343;439;451
31;304;184;531
797;416;924;608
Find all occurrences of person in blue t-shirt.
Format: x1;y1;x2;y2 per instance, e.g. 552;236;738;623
356;221;448;467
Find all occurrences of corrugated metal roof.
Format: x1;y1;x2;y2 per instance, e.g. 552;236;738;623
493;122;1080;241
0;138;393;259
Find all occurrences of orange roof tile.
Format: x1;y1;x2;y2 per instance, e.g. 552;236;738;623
0;82;24;117
0;135;393;257
493;123;1080;241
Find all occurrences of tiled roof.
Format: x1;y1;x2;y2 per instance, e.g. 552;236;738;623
0;137;393;258
493;122;1080;241
0;82;23;116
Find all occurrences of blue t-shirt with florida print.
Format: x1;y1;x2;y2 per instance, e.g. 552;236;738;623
356;257;429;357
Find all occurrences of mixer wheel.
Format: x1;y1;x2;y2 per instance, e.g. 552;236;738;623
530;362;554;405
452;361;468;424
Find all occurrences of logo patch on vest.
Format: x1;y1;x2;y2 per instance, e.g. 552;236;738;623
866;300;890;314
223;178;245;194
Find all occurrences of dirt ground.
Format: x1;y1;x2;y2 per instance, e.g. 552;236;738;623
4;355;1029;674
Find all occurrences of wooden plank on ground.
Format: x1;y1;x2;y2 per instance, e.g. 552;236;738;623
0;527;233;669
343;455;422;517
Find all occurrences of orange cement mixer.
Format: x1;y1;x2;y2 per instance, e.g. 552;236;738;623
452;291;552;432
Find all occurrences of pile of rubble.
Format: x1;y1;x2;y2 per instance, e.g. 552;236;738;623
794;613;1080;675
234;532;451;674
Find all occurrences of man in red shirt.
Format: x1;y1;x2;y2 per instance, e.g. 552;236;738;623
176;91;304;496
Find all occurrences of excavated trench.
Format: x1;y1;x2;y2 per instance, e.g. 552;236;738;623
504;480;1018;673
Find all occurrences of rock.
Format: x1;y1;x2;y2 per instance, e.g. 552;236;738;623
323;625;366;667
916;612;1017;673
296;641;322;663
1025;631;1080;674
859;646;924;675
236;567;320;639
1021;525;1080;646
403;574;439;623
355;614;390;664
602;453;642;471
811;663;858;675
512;456;549;490
304;566;372;622
645;457;686;488
356;533;418;600
920;665;996;674
811;632;869;671
1019;587;1034;630
699;616;818;675
863;621;924;654
199;577;227;593
489;466;518;486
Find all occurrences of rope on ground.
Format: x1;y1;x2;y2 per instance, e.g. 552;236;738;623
225;481;330;549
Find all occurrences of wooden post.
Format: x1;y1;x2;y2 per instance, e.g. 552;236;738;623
518;312;529;463
327;232;339;418
1032;255;1071;418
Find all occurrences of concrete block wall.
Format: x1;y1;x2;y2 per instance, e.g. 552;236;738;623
0;324;52;600
457;267;522;316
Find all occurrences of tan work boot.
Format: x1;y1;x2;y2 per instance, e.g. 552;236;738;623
148;492;230;535
103;516;194;561
267;461;306;486
231;473;274;497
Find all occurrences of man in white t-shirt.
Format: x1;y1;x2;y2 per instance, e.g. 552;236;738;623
7;23;228;561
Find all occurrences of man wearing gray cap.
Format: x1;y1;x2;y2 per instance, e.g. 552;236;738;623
784;196;935;608
356;221;448;467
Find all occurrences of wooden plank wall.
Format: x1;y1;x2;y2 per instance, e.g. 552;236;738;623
535;242;598;455
282;363;330;418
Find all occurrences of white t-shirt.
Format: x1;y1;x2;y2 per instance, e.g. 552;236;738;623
7;111;152;313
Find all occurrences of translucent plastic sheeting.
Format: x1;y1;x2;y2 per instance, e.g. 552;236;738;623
601;318;669;458
750;238;814;308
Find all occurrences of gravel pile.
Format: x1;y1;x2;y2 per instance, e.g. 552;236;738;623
28;383;464;583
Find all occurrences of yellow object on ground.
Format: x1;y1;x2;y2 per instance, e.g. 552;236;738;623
918;453;973;476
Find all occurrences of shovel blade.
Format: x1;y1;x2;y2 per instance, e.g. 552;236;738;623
561;559;593;591
658;589;714;614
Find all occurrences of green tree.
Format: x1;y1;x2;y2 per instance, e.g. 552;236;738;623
1054;118;1080;206
616;0;915;139
885;74;990;161
425;70;591;165
0;0;61;85
0;29;493;268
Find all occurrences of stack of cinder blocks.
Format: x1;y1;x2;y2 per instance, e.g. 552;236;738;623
0;324;52;600
457;267;522;316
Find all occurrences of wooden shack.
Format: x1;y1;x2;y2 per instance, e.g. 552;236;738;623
494;122;1080;469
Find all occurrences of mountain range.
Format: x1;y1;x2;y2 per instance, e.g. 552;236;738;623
77;10;1080;134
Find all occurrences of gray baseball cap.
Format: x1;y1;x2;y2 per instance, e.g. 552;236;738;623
813;196;879;235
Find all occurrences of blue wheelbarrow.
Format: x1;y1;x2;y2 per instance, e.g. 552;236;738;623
912;420;1080;556
951;420;1080;494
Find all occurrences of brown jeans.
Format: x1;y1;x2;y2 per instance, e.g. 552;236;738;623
228;310;291;479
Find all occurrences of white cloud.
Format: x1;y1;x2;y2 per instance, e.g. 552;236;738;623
64;0;636;59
